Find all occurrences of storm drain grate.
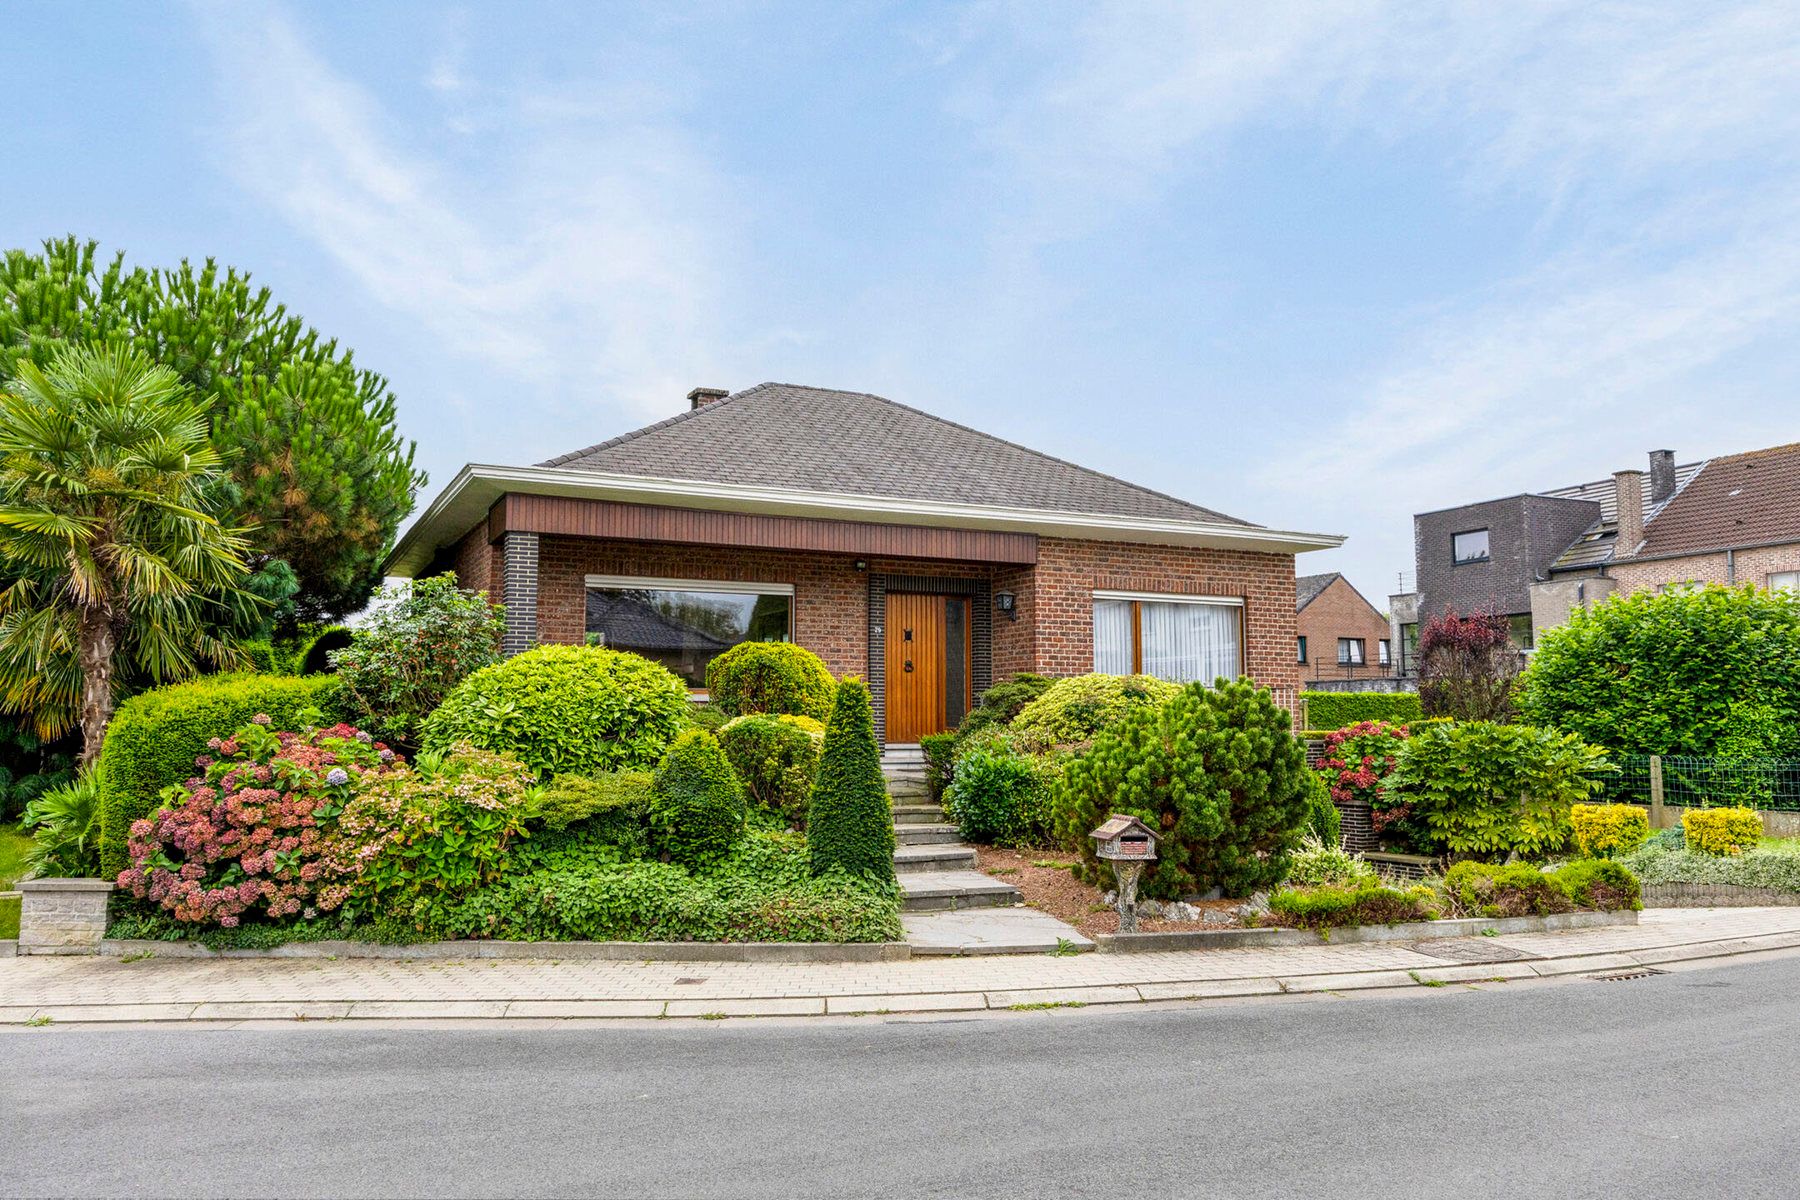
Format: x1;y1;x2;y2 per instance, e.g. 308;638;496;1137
1588;968;1666;982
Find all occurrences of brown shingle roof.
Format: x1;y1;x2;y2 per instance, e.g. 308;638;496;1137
1634;442;1800;558
540;383;1249;525
1296;572;1338;612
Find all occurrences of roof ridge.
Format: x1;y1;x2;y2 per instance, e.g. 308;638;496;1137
541;381;1251;526
536;383;780;468
765;382;1253;527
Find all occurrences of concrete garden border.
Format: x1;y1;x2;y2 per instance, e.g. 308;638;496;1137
97;938;914;963
1095;908;1635;953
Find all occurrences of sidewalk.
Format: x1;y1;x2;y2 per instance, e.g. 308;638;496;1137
5;907;1798;1024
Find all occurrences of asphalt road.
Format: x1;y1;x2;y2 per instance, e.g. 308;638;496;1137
5;957;1799;1200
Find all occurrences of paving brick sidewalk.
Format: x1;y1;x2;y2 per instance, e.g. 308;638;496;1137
5;908;1798;1024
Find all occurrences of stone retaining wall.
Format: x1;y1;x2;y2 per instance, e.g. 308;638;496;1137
1642;883;1800;908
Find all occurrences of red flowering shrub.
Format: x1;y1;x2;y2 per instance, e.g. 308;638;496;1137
1317;720;1422;851
1317;720;1409;805
117;718;403;927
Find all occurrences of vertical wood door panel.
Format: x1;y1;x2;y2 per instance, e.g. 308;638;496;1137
885;593;944;743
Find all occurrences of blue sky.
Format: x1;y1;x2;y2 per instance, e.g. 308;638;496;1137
9;2;1800;606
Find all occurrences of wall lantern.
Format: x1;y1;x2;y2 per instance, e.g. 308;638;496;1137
994;590;1018;621
1090;814;1158;933
854;560;868;572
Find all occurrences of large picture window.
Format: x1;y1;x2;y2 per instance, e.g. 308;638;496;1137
585;575;793;690
1093;591;1243;684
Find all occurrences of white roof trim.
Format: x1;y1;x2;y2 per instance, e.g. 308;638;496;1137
385;463;1346;577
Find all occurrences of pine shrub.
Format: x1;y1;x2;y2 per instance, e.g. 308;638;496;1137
1052;678;1312;899
806;679;895;881
1010;672;1179;748
649;730;747;867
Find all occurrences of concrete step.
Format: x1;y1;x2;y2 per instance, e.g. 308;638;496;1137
886;780;931;800
883;767;929;782
894;844;977;874
903;908;1096;956
892;804;947;825
894;823;962;846
898;869;1023;912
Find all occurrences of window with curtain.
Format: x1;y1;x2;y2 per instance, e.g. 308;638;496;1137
1337;637;1364;665
1092;593;1242;684
585;576;792;690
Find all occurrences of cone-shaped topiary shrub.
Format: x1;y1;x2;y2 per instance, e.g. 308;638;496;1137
649;729;747;867
806;678;895;881
1052;677;1312;899
705;642;836;722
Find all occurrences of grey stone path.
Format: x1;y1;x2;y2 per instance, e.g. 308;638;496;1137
3;907;1796;1024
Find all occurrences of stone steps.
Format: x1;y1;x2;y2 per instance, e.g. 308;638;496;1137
894;844;978;874
892;804;947;825
897;870;1022;912
894;823;962;846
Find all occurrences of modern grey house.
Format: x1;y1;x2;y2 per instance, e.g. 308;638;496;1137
1388;448;1706;661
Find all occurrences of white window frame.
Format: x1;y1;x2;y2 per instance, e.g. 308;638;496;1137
583;575;796;695
1091;590;1246;682
1769;571;1799;593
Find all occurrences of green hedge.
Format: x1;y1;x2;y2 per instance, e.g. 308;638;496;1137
96;673;343;878
1300;691;1422;732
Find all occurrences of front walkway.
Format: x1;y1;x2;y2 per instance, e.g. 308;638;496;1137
5;908;1798;1024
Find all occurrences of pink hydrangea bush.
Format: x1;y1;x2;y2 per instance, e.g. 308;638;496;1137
117;718;404;927
1316;719;1417;849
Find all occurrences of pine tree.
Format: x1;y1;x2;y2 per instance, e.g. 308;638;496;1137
806;678;895;881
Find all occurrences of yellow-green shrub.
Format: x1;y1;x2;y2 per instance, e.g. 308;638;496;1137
1682;806;1763;856
1570;803;1651;859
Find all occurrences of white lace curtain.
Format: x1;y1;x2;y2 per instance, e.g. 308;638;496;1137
1092;597;1240;683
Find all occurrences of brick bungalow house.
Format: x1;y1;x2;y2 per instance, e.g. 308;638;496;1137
1295;573;1392;683
385;384;1342;744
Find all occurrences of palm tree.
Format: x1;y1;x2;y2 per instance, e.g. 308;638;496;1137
0;344;255;763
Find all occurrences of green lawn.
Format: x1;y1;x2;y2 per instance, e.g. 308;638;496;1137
1;825;30;939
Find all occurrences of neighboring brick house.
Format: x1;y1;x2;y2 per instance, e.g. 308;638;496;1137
1389;442;1800;651
387;383;1342;743
1295;573;1392;682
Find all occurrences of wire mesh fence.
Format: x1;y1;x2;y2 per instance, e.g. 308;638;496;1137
1587;754;1800;812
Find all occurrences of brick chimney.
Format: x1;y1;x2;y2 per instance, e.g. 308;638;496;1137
687;386;729;410
1648;449;1676;504
1613;469;1646;557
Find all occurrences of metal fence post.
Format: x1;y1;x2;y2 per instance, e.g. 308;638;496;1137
1649;755;1667;829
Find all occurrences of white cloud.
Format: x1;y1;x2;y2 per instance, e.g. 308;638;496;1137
189;1;743;445
948;1;1800;595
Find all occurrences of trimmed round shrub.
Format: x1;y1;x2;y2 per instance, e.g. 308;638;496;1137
1010;673;1179;748
420;644;688;778
944;739;1056;847
704;642;835;721
95;672;344;878
1570;803;1651;859
717;714;824;825
1681;806;1762;856
649;730;747;867
1552;859;1641;910
806;678;895;881
956;672;1053;741
1053;678;1311;899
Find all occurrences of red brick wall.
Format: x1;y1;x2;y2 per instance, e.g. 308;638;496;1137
450;525;502;604
1296;577;1392;681
522;532;1298;696
1030;537;1299;693
1607;543;1800;595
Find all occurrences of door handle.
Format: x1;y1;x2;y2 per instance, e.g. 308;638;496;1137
904;660;914;672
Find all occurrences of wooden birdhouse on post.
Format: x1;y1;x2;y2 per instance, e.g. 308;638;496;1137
1090;814;1158;933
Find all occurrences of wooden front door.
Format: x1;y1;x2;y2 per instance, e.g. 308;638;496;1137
884;593;972;743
